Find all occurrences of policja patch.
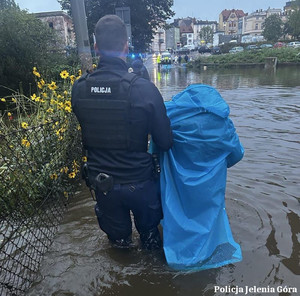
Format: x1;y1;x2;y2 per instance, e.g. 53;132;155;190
87;80;119;96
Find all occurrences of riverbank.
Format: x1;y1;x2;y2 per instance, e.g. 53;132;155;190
190;47;300;69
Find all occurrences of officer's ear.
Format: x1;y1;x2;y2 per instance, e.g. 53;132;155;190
123;41;129;55
94;43;100;56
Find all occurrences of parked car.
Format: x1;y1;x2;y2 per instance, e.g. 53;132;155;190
211;46;221;55
177;48;190;55
198;46;211;54
287;41;300;48
273;42;286;48
229;46;244;53
246;44;259;50
260;43;273;49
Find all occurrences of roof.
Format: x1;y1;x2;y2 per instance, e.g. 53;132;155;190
221;9;246;21
33;11;72;20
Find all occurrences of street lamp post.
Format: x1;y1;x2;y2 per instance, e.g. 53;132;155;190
70;0;93;73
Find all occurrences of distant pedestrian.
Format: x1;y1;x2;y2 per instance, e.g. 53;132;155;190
184;54;189;63
178;55;182;64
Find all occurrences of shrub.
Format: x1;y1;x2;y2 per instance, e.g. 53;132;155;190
0;67;82;216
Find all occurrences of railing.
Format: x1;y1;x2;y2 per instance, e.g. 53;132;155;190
0;116;81;295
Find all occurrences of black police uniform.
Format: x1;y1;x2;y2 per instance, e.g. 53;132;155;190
71;56;173;248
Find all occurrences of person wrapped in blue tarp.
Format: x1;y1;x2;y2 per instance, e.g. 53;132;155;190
160;84;244;271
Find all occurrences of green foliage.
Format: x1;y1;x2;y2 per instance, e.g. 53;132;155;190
199;26;213;44
0;5;67;97
58;0;175;52
262;14;283;42
0;68;82;215
285;8;300;40
193;47;300;69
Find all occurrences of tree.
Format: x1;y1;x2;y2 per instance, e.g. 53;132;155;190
199;26;214;44
0;0;17;10
284;0;300;40
262;14;283;42
0;4;62;96
58;0;174;52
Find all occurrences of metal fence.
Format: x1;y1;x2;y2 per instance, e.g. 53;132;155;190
0;116;81;295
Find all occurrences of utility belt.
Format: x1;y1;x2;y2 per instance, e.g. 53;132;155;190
82;155;161;199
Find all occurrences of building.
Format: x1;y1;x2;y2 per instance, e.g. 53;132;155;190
219;9;246;36
34;11;75;49
284;0;300;14
151;27;166;53
177;18;195;49
165;27;180;50
238;8;282;43
193;20;218;45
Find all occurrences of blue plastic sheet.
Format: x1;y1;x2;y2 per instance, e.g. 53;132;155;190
160;84;244;271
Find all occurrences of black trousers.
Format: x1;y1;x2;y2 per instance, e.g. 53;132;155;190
94;178;162;242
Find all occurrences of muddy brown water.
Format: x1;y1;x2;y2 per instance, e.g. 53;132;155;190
27;61;300;296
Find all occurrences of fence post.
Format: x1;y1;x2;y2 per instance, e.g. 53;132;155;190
265;57;278;70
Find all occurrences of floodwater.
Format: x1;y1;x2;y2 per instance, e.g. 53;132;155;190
27;60;300;296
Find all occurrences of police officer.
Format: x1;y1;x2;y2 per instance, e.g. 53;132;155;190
71;15;173;249
131;56;150;81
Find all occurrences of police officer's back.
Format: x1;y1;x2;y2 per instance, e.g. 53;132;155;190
71;15;172;249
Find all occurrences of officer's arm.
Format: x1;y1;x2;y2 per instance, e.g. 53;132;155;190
148;85;173;151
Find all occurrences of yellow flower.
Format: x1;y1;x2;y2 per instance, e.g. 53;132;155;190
68;172;76;179
31;94;40;102
92;64;97;69
37;79;45;89
21;138;30;147
77;125;81;130
50;173;58;180
42;92;47;98
33;67;41;78
65;100;71;106
1;98;6;102
78;69;82;76
48;81;58;90
57;102;64;109
65;106;71;113
21;122;28;129
50;99;57;105
60;70;69;79
64;191;69;198
12;98;16;103
60;166;69;174
69;75;76;84
64;90;68;96
46;108;54;113
7;112;12;116
82;156;87;162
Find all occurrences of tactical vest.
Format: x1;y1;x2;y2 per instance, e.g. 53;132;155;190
73;70;148;152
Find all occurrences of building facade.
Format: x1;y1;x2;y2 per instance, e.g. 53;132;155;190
151;27;166;53
219;9;246;36
238;8;283;43
165;27;180;50
34;11;75;49
193;20;218;45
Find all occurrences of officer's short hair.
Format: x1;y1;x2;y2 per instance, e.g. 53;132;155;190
95;15;128;57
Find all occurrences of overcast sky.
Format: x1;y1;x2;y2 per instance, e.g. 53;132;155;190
15;0;289;21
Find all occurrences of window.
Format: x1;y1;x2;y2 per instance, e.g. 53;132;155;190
255;23;258;30
49;22;54;29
